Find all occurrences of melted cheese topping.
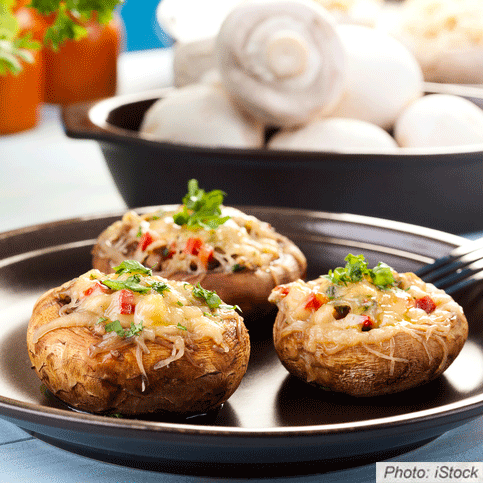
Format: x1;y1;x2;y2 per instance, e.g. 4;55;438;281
269;271;464;353
32;270;241;386
97;206;296;276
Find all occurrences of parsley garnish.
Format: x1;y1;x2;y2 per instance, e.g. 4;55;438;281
177;323;187;331
172;179;230;230
102;275;150;294
192;283;240;311
324;254;396;290
192;283;222;309
149;281;171;295
105;320;144;338
113;260;152;276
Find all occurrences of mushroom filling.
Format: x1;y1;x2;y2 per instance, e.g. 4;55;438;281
95;180;306;278
33;261;242;391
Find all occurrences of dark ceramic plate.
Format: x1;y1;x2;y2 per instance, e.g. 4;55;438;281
1;207;482;476
62;82;483;233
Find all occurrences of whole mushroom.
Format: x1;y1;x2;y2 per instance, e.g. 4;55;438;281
268;117;399;152
328;24;424;131
394;93;483;148
215;0;347;128
139;83;264;148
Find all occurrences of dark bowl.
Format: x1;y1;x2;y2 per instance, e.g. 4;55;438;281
62;82;483;234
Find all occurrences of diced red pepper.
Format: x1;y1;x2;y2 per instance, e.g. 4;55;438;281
274;285;290;297
184;237;204;256
118;289;135;315
137;232;154;251
305;292;328;311
415;295;436;314
198;244;214;269
83;281;109;297
163;242;176;259
360;315;374;331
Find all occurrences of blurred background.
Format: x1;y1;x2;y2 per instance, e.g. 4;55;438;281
119;0;172;51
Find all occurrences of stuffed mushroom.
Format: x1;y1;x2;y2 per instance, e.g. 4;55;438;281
269;254;468;397
27;261;250;415
92;180;307;319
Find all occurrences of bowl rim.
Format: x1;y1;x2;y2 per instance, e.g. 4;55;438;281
64;82;483;158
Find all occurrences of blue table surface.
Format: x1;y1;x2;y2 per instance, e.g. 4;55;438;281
1;49;483;482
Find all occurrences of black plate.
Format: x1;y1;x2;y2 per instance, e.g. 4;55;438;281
1;207;482;474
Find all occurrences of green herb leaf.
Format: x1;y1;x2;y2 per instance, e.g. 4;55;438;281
102;275;150;294
369;262;396;290
30;0;123;49
173;179;230;230
124;321;144;338
104;319;125;337
324;254;396;290
113;260;152;277
192;283;222;309
105;320;143;338
149;281;171;295
0;2;40;75
177;323;187;331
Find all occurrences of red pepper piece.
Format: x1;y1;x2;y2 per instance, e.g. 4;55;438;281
305;292;328;311
275;286;291;297
163;242;176;259
415;295;436;314
138;232;154;251
118;289;135;315
360;315;374;331
83;281;109;297
184;237;204;256
198;244;214;269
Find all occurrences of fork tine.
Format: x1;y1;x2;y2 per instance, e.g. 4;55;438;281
415;237;483;279
429;258;483;291
418;246;483;283
441;269;483;296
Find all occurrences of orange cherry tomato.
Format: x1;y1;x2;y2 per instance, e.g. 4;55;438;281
43;12;124;104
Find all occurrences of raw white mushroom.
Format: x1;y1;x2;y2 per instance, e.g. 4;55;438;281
328;24;424;131
215;0;347;128
172;38;218;87
394;94;483;148
139;83;264;148
268;117;399;152
313;0;384;27
388;0;483;84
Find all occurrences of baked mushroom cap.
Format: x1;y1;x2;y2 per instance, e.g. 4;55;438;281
92;181;307;319
27;262;250;416
269;254;468;396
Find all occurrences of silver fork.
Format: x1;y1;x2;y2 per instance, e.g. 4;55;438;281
415;237;483;295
